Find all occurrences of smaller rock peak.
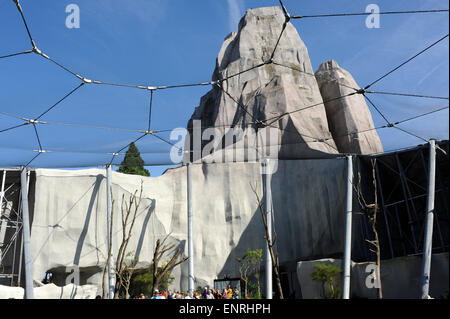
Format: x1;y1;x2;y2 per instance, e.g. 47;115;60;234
318;60;341;72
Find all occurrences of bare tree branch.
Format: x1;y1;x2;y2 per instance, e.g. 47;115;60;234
113;181;144;298
250;182;284;299
356;160;383;299
151;232;188;292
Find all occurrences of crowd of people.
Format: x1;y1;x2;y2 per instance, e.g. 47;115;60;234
131;285;241;299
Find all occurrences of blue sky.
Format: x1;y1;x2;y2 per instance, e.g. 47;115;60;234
0;0;448;176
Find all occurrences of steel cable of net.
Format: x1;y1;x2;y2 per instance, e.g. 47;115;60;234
363;94;391;125
154;104;449;156
150;132;183;151
0;144;179;156
273;124;339;152
367;143;443;158
13;0;35;48
362;95;447;144
276;105;449;150
92;59;267;91
291;9;449;20
32;123;43;151
366;91;449;100
0;105;447;161
24;152;41;167
13;1;84;82
234;127;424;158
39;122;150;134
268;0;293;61
226;104;449;154
278;33;450;130
217;85;340;152
394;106;449;125
20;161;183;169
0;106;267;135
37;53;83;79
34;82;85;120
268;32;448;125
392;126;430;144
0;50;33;59
216;83;263;125
361;93;436;144
363;34;449;90
171;90;426;155
0;122;30;133
263;92;356;126
34;121;263;135
270;20;288;61
272;61;359;91
0;82;86;138
105;131;183;166
108;133;148;165
147;89;154;131
9;0;271;95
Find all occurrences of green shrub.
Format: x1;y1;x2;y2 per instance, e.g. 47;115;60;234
128;264;174;297
311;263;342;299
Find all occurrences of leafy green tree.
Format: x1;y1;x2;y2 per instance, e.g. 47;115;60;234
117;142;150;177
237;248;263;298
311;263;342;299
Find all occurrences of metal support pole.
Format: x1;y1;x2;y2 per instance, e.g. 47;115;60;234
186;162;194;297
20;167;34;299
420;148;445;252
17;172;29;287
343;155;353;299
106;165;115;299
264;158;273;299
420;139;436;299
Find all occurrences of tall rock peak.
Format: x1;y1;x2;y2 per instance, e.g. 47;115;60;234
185;7;383;163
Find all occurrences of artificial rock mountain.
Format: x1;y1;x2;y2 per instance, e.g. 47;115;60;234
185;6;383;162
2;6;389;299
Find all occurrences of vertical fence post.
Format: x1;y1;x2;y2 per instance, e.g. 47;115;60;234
343;155;353;299
420;139;436;299
264;158;273;299
187;162;194;297
20;166;34;299
106;165;115;299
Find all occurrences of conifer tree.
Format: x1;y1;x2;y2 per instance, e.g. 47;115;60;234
117;142;150;177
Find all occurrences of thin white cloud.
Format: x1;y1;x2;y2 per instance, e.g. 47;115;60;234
227;0;245;32
416;60;447;87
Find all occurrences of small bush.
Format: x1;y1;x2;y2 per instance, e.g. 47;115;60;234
311;263;342;299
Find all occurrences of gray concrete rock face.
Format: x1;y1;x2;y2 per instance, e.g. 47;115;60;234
315;60;384;154
29;159;351;294
185;6;339;162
